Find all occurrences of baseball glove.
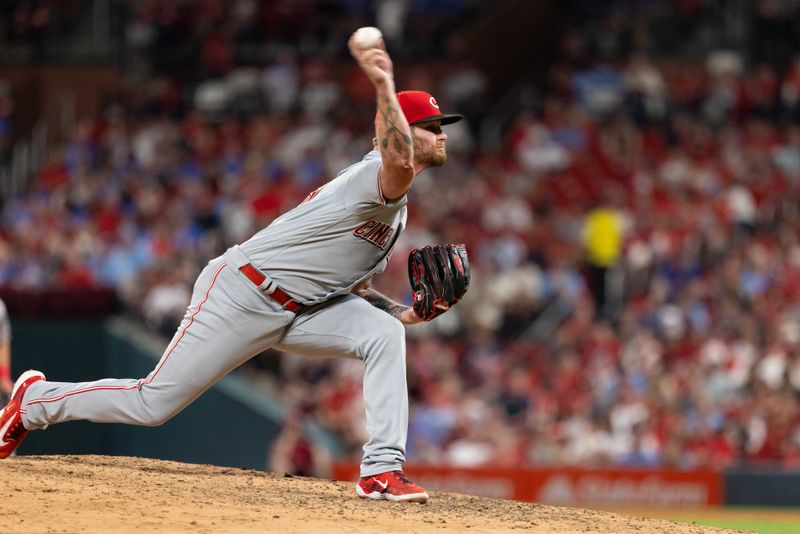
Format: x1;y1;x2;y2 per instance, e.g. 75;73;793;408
408;243;470;321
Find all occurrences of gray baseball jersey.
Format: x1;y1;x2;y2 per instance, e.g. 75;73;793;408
20;150;412;477
241;150;407;304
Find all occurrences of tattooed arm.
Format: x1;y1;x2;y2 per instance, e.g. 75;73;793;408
374;90;415;200
353;279;422;325
348;32;414;200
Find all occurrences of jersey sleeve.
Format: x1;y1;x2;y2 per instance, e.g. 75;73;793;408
342;158;406;213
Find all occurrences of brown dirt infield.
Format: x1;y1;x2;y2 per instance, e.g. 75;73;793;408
0;455;741;533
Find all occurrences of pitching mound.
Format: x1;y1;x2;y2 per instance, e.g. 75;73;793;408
1;455;736;533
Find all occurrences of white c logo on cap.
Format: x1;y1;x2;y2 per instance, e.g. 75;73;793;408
429;97;440;109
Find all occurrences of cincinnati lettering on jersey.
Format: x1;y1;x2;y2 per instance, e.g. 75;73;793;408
353;220;395;249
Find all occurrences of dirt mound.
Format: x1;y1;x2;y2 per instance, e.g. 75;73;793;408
0;455;736;533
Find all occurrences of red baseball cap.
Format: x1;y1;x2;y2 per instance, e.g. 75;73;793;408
395;90;463;126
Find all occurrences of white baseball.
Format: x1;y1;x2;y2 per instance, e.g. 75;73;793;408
353;27;383;50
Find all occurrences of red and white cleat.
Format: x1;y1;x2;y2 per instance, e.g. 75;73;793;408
0;370;45;459
356;470;429;503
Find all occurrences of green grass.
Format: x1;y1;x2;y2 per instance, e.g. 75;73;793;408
673;517;800;534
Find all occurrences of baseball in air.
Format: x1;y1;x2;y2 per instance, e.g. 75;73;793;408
353;26;383;49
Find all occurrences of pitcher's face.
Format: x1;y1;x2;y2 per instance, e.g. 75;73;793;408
412;121;447;167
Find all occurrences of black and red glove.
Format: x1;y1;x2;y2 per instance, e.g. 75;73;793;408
408;243;470;321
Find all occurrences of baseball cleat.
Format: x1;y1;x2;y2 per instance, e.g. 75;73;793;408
356;470;429;503
0;370;45;459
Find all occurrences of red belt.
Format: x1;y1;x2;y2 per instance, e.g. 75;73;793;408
239;264;303;313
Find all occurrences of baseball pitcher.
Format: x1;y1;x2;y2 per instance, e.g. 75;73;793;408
0;31;470;504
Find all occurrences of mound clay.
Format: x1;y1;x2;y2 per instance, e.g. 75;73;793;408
0;455;737;533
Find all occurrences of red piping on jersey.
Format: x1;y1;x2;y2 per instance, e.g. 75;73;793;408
25;262;229;406
376;167;386;205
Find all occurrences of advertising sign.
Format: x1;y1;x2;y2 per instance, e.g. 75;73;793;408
333;464;723;506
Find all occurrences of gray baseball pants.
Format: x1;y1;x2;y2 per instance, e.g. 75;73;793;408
20;247;408;477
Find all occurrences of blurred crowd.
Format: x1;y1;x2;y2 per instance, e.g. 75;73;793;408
2;0;800;474
0;0;87;62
